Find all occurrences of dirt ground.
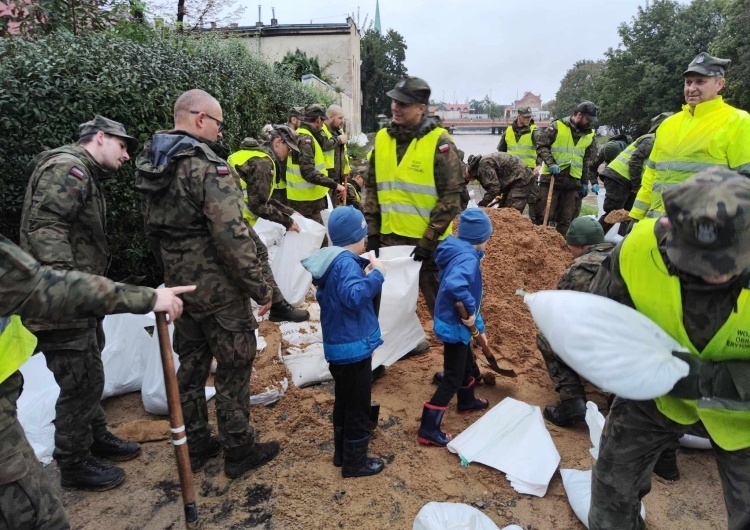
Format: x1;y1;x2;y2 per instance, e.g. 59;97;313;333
54;209;727;529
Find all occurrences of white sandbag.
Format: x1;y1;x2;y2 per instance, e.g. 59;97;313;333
250;378;288;407
283;343;332;387
370;245;426;368
270;214;327;306
278;321;323;347
101;313;154;399
412;502;502;530
586;401;606;460
447;398;560;497
679;434;712;450
17;353;59;464
523;290;690;400
560;469;645;528
253;217;286;249
604;223;623;244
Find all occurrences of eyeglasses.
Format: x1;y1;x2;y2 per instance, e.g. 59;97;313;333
189;110;224;133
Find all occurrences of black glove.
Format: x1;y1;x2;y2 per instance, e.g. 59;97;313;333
669;351;703;400
366;235;380;257
411;246;432;262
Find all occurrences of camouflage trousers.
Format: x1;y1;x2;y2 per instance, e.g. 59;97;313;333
526;180;542;224
35;323;108;467
0;372;69;530
287;197;328;226
173;299;257;453
250;229;284;305
590;397;750;530
537;332;585;401
381;234;439;317
534;177;583;235
495;178;532;214
598;176;635;235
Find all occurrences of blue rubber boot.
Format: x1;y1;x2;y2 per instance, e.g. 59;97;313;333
417;402;453;447
457;377;489;414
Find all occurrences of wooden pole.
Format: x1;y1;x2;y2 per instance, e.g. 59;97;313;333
542;175;556;226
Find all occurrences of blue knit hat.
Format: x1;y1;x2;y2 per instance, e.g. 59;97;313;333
328;206;368;246
458;208;493;244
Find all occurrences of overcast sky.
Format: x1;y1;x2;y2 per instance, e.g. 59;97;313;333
237;0;689;105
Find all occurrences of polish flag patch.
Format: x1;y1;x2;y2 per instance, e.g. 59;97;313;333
438;144;450;153
69;166;85;179
216;165;230;175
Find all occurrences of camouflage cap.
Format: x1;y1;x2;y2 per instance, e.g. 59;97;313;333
467;154;482;174
565;216;604;246
289;106;304;118
268;124;300;153
79;115;138;153
386;76;431;105
664;167;750;279
683;52;730;77
648;111;674;134
303;103;326;119
517;106;533;117
573;101;598;123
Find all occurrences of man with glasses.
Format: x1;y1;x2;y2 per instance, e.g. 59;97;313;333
135;89;281;479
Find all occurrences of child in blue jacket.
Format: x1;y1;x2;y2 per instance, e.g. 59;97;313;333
418;208;492;447
301;206;386;477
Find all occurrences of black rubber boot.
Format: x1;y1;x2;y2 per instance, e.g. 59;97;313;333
404;340;430;358
653;447;680;481
224;440;280;479
371;364;386;383
333;426;344;467
543;397;587;427
60;456;125;492
432;371;444;385
417;402;452;447
90;431;141;462
269;300;310;323
341;435;384;478
456;377;489;414
189;436;221;472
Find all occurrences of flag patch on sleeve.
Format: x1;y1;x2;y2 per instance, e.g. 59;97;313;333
69;166;85;179
216;165;230;175
438;144;451;153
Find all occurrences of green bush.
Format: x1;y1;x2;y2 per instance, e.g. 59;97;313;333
0;30;328;285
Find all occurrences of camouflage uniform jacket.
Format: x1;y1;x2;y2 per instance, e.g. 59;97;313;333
233;139;295;229
497;120;542;166
558;242;615;291
474;152;532;206
364;118;464;252
292;123;340;190
135;130;271;322
600;134;654;193
536;117;599;188
19;144;113;331
324;124;350;184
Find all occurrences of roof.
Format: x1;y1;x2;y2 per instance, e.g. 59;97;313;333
202;22;355;38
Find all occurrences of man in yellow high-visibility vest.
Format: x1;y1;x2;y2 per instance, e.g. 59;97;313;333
589;168;750;529
322;105;351;206
497;106;541;221
630;52;750;221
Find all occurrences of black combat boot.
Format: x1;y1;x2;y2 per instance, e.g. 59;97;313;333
269;300;309;322
333;426;344;467
90;431;141;462
189;436;221;472
224;440;280;479
653;447;680;481
341;435;384;478
543;397;587;427
60;456;125;491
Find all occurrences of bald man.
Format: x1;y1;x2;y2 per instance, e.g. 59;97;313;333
322;105;350;206
135;89;281;479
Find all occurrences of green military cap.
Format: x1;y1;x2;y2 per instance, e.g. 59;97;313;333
303;103;326;119
467;154;482;174
573;101;598;123
565;216;604;246
386;76;431;105
664;167;750;279
648;111;674;134
517;106;533;116
79;115;138;153
268;124;300;153
289;106;304;118
683;52;731;77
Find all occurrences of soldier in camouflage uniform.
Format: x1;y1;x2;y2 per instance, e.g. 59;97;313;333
135;89;280;479
287;106;303;131
323;105;351;207
345;170;365;211
0;235;192;530
535;101;599;235
19;116;143;492
588;168;750;529
466;153;533;211
364;77;464;356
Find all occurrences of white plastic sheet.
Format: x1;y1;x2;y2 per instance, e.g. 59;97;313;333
447;398;560;497
253;217;286;249
283;343;332;387
101;313;154;399
524;290;690;400
270;214;327;306
560;469;645;528
413;502;520;530
17;353;59;464
679;434;712;450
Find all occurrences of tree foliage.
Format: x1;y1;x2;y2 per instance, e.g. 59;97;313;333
274;48;336;87
0;0;138;36
146;0;245;30
711;0;750;111
360;28;408;131
551;60;605;120
468;96;505;119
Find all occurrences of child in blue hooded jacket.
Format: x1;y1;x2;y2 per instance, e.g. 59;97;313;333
418;208;492;447
301;206;386;478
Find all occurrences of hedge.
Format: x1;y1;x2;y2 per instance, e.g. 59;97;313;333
0;29;329;284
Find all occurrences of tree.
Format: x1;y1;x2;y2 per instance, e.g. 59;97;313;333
146;0;245;30
275;49;327;83
360;28;408;131
1;0;134;36
711;0;750;111
551;60;604;120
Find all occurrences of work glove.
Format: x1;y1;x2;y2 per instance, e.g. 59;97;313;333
669;351;704;400
366;235;380;258
592;184;600;195
580;184;589;198
411;246;432;262
549;164;561;175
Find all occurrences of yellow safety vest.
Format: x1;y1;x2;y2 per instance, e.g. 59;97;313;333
541;121;594;179
504;125;537;168
286;128;330;202
607;134;654;181
227;149;275;227
321;123;350;176
0;316;37;384
631;97;750;220
621;218;750;451
374;127;452;239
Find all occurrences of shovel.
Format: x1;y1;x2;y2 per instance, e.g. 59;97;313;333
455;302;517;378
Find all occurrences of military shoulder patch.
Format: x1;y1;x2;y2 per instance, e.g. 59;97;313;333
216;165;230;175
69;166;85;179
438;144;451;153
304;138;312;145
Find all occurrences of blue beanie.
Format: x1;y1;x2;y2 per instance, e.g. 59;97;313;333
458;208;493;244
328;206;368;246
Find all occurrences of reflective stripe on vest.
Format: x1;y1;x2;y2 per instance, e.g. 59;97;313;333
504;125;537;168
607;134;654;181
227;149;274;227
374;127;452;239
321;123;335;170
286;128;330;202
0;316;37;385
541;121;594;179
621;218;750;451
